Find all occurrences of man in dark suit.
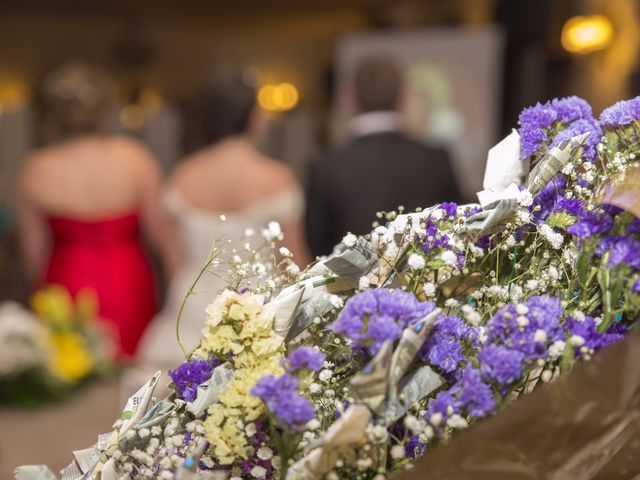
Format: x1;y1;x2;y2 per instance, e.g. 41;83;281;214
305;57;462;258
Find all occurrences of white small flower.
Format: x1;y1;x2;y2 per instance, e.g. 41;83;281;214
252;263;266;276
324;389;335;398
440;250;458;267
517;190;533;207
407;253;426;270
569;335;585;347
359;276;370;290
423;282;436;297
533;329;547;343
515;304;529;315
538;224;564;249
319;369;333;382
429;412;443;427
219;214;227;221
541;370;553;383
306;419;320;430
244;227;255;237
326;472;339;480
446;414;468;429
279;246;293;258
548;266;560;281
251;465;267;478
245;423;257;437
271;456;281;469
390;444;405;459
445;298;460;309
308;382;321;394
262;221;282;241
516;315;529;328
159;457;172;469
138;428;150;439
342;233;357;247
430;208;445;221
572;310;586;322
403;414;420;433
548;340;566;359
257;446;273;460
526;279;539;291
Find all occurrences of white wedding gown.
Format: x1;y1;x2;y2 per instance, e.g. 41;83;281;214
136;185;304;369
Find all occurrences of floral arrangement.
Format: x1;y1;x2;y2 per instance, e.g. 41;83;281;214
1;285;115;407
16;95;640;480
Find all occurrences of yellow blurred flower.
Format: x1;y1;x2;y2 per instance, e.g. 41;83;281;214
32;285;75;327
47;331;95;383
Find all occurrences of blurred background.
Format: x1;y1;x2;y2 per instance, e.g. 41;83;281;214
1;0;639;303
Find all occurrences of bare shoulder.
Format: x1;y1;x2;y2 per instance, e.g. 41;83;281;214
112;136;159;174
258;154;298;191
170;148;213;187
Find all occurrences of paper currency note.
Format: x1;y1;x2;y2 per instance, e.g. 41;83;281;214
466;197;518;240
187;363;233;416
137;400;175;429
350;341;393;413
384;366;444;424
13;465;57;480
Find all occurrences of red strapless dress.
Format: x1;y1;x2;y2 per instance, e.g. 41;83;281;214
43;213;157;358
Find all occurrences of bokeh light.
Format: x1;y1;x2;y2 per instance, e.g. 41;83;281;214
561;15;614;55
257;82;299;112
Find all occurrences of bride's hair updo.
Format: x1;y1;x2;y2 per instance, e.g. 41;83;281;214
203;68;257;144
41;62;114;140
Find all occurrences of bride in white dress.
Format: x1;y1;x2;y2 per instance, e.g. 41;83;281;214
136;72;308;369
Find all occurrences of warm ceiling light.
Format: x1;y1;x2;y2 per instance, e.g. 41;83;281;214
257;83;299;112
561;15;614;54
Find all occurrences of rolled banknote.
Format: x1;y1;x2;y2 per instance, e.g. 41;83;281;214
350;341;393;413
526;132;589;196
285;404;372;480
387;308;441;402
187;364;233;416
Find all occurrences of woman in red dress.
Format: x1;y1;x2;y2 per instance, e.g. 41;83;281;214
16;64;180;358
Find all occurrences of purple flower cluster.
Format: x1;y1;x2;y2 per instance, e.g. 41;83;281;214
599;96;640;127
485;295;563;362
440;202;458;218
518;102;558;158
518;95;601;161
169;357;221;402
425;364;496;421
565;315;625;354
566;211;614;239
251;374;315;430
418;315;478;374
597;236;640;270
285;347;326;373
478;344;525;386
240;421;275;479
330;288;436;356
421;219;451;256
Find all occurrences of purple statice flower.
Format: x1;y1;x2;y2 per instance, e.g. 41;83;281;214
597;236;640;270
404;435;426;458
169;357;220;402
550;118;602;162
425;389;459;418
252;373;315;430
551;196;586;219
419;315;478;374
633;279;640;294
452;365;496;418
286;347;326;373
518;102;558;159
599;96;640;127
565;316;625;353
330;288;436;356
550;96;593;124
626;217;640;235
566;210;614;240
440;202;458;218
479;344;524;386
421;219;451;255
486;295;563;362
532;174;567;223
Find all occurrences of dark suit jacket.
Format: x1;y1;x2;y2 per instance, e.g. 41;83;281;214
305;131;462;258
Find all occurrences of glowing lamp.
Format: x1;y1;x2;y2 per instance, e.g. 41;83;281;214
257;83;299;112
561;15;614;54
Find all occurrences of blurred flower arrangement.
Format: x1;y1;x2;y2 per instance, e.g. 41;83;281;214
0;285;115;407
17;95;640;480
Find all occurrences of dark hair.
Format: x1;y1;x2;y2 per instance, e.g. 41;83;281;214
41;63;114;140
204;70;256;144
353;57;401;113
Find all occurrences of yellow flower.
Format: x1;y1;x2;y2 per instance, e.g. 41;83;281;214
32;285;75;327
47;331;94;383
